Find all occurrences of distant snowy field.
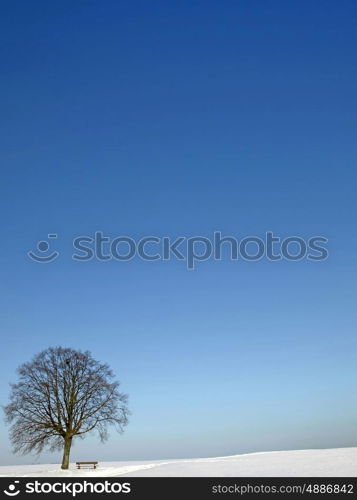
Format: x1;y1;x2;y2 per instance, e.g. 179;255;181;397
0;448;355;477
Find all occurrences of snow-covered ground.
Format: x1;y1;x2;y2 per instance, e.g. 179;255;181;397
0;448;355;477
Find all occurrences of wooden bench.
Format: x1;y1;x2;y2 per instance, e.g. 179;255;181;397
76;461;98;469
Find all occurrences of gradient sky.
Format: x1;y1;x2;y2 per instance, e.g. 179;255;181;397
1;0;357;465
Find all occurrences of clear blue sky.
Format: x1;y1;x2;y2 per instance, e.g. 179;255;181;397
1;0;357;465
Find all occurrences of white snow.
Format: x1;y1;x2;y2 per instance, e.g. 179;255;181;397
0;448;355;477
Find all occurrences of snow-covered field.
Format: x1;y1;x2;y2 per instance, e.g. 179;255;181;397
0;448;355;477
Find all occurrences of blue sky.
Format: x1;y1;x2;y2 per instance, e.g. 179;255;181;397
1;0;357;465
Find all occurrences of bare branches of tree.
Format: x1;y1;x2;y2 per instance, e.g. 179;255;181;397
5;347;129;469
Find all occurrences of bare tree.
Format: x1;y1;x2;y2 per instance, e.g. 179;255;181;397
5;347;129;469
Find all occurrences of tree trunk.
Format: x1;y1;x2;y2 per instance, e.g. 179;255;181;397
61;436;72;470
